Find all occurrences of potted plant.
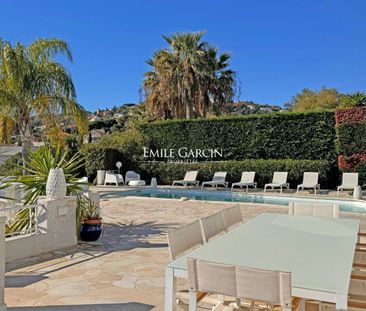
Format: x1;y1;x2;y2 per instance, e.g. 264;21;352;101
78;194;103;241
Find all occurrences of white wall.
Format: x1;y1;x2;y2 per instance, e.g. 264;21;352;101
5;196;77;263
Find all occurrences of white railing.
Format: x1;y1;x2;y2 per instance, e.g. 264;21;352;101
0;204;42;239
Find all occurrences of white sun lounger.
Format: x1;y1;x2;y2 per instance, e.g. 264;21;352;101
231;171;257;192
201;172;228;190
264;171;289;193
297;172;320;194
172;171;199;187
337;172;359;196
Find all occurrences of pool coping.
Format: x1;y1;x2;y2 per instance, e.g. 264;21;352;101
93;185;366;204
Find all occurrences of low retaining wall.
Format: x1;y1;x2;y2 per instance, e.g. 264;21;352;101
5;196;77;263
0;216;6;311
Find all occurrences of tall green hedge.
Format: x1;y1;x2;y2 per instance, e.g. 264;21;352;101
337;123;366;156
140;112;336;161
138;159;334;188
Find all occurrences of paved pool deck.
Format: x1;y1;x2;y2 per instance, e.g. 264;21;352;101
4;195;366;311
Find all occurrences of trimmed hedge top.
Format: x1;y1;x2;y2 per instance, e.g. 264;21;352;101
140;111;336;161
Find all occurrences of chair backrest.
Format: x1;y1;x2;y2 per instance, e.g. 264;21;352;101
105;171;118;180
166;220;204;261
272;172;288;184
200;212;226;242
126;170;140;180
288;202;339;218
188;258;237;297
341;172;358;187
188;258;291;308
302;172;319;185
240;171;255;183
236;266;292;307
184;171;198;181
212;171;227;182
222;205;243;231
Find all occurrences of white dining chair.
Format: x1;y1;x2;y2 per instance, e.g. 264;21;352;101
200;212;226;243
221;204;243;231
166;220;204;261
288;202;339;218
187;258;295;311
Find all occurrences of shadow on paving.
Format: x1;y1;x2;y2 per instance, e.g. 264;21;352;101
101;221;169;251
5;274;48;287
7;302;154;311
6;221;170;281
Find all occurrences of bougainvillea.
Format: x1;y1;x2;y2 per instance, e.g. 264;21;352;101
336;107;366;185
335;107;366;125
338;153;366;171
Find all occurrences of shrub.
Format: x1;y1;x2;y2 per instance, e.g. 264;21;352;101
95;129;146;161
80;145;124;179
0;153;22;176
137;159;335;188
81;129;147;180
139;111;336;161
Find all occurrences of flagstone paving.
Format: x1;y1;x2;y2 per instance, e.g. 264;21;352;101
4;196;366;311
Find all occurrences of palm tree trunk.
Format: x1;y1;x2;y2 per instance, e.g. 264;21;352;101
185;102;191;119
20;120;32;175
183;91;191;119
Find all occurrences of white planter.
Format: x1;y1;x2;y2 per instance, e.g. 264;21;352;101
97;170;106;185
151;177;157;188
46;168;67;199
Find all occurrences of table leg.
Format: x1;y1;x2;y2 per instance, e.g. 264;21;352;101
189;291;197;311
165;267;176;311
335;293;347;311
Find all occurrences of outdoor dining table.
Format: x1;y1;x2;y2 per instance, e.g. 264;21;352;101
164;213;360;311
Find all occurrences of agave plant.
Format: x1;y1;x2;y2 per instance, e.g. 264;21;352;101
5;145;84;236
17;145;84;204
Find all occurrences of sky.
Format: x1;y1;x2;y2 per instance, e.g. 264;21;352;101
1;0;365;111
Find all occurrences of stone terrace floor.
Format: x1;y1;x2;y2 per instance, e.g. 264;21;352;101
4;194;366;311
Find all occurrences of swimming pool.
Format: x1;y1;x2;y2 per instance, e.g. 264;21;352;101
101;188;366;213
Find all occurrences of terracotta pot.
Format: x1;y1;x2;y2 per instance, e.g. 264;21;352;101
83;218;102;225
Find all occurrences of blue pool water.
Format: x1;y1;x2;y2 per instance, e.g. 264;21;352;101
101;188;366;213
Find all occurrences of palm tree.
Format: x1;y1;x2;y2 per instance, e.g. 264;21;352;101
143;32;236;120
0;37;88;169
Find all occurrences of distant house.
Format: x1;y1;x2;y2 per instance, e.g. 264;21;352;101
89;115;101;122
113;112;125;118
90;128;105;143
259;107;274;113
